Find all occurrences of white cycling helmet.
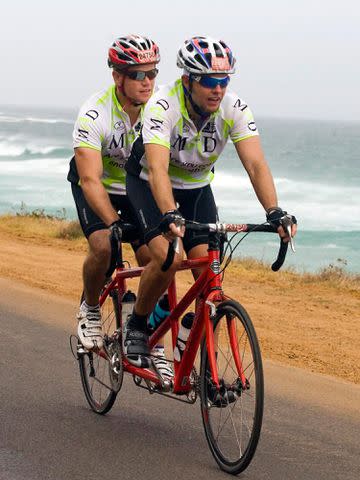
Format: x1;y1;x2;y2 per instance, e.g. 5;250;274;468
177;36;236;75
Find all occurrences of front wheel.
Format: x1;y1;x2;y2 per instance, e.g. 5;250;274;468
78;288;123;414
200;300;264;475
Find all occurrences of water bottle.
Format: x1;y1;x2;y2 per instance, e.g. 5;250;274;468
148;294;170;333
121;290;136;324
173;312;195;362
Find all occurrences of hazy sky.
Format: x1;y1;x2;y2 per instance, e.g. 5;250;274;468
2;0;359;120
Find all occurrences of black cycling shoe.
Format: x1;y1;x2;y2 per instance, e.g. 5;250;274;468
122;323;151;368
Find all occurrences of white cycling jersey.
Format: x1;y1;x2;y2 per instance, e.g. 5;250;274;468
72;85;143;194
139;79;259;189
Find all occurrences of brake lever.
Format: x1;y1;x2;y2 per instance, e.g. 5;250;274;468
172;218;185;254
173;237;180;254
281;215;296;253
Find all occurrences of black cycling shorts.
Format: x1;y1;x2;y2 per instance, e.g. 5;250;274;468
126;174;218;254
71;183;144;250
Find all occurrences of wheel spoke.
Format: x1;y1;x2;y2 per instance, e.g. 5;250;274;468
91;371;113;392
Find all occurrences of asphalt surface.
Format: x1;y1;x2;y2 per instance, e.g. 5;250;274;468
0;278;359;480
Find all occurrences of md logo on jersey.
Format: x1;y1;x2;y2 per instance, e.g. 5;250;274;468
171;134;217;153
109;133;126;149
76;129;89;141
233;99;248;112
172;135;187;151
149;118;164;131
85;109;99;120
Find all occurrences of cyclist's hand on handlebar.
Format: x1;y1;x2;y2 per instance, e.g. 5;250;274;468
266;207;297;243
159;209;185;242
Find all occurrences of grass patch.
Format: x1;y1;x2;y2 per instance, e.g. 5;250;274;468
1;212;359;292
303;261;360;291
1;214;63;238
8;204;82;239
223;255;360;293
55;220;83;239
15;202;67;221
0;207;82;242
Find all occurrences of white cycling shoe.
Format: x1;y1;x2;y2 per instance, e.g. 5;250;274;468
77;302;103;350
151;346;174;379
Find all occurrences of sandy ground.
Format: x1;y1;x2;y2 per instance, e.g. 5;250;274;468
0;224;359;384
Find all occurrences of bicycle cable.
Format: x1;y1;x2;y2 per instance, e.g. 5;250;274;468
220;222;270;283
222;222;270;263
186;220;270;292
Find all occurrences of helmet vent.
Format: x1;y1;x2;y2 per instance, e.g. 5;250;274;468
199;41;208;49
117;52;130;61
140;39;149;49
194;53;209;68
185;59;199;71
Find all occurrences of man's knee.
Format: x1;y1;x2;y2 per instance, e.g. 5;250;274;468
88;230;111;262
135;244;152;267
148;236;184;273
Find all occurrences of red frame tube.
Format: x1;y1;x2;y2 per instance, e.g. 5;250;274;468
227;316;247;387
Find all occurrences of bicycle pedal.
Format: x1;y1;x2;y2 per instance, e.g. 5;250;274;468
69;334;87;359
77;345;87;355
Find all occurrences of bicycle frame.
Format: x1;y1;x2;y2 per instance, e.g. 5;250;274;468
99;242;247;396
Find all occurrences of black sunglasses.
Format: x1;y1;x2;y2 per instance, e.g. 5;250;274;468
125;68;159;81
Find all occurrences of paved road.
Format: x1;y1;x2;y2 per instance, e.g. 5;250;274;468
0;278;359;480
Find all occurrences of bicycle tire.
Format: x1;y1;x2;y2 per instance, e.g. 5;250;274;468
78;287;123;414
200;300;264;474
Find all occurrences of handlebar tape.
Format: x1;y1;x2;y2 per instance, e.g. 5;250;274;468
161;241;176;272
271;240;288;272
105;229;122;278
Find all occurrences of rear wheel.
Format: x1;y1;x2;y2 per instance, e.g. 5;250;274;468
78;287;123;414
200;300;264;474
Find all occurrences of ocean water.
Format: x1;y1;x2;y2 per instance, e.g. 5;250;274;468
1;104;359;273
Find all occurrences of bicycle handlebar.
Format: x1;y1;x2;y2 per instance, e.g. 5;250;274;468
106;222;139;277
161;221;292;273
107;220;294;277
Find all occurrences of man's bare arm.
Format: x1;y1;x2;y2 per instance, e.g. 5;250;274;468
235;136;297;239
234;136;278;210
145;143;184;238
145;144;176;214
75;147;119;226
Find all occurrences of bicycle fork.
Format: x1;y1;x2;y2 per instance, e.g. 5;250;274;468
205;296;220;388
204;295;248;392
